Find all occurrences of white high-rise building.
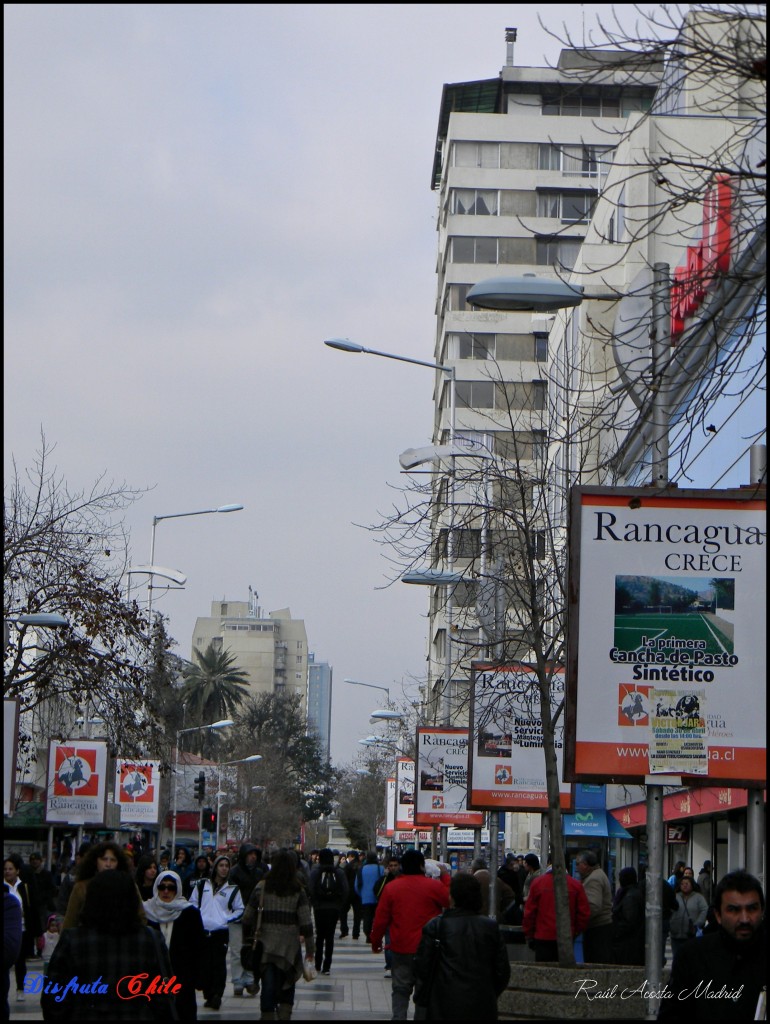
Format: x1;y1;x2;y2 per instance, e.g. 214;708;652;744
426;33;662;721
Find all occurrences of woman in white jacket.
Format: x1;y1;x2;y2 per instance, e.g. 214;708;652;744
189;855;244;1010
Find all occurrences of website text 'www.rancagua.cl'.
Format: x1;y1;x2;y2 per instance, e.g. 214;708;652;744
615;746;735;760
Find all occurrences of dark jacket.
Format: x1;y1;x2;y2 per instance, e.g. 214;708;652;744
4;886;23;969
41;925;176;1021
309;864;349;912
414;908;511;1020
147;905;205;1020
611;883;645;965
229;844;264;909
658;925;765;1020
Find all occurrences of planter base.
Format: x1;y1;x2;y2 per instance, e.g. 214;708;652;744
499;963;668;1020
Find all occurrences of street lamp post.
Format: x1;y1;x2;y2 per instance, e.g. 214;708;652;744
171;719;233;853
326;338;460;738
466;269;670;1007
343;678;390;704
148;504;244;614
215;755;262;852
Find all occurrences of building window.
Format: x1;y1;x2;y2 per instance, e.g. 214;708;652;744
493;430;548;462
446;283;472;311
534;333;548;361
457;380;546;412
456;381;495;409
542;89;646;117
451;189;499;215
538;144;613;178
536;238;581;270
536;191;595;223
451;333;545;362
436;529;481;560
451;236;498;264
453;141;500;168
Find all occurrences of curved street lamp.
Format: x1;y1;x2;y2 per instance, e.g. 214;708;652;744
148;504;244;613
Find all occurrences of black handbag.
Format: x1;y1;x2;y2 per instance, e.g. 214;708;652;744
241;889;264;972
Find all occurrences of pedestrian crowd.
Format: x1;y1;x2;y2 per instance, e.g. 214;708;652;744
3;842;766;1021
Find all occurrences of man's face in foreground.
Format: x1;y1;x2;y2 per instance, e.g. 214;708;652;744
715;889;763;942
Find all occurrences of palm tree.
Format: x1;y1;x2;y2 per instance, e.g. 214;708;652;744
180;644;251;753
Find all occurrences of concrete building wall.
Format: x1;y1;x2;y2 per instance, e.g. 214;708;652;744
191;597;308;710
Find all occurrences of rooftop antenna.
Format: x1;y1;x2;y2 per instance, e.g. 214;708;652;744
505;27;517;67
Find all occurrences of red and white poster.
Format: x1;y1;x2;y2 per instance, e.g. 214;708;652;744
395;757;415;830
566;487;766;784
414;727;484;827
46;740;108;824
115;759;161;824
385;777;396;837
468;663;572;811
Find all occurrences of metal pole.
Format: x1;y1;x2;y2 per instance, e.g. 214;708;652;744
431;825;438;860
645;784;664;1017
171;733;181;854
488;811;498;918
148;517;158;615
473;828;482;862
215;764;222;852
645;263;670;1017
749;443;766;486
746;446;766;880
439;825;448;863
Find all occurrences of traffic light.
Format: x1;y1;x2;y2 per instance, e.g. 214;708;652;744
202;807;217;831
193;772;205;802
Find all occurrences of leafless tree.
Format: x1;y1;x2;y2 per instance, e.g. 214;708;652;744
4;434;174;758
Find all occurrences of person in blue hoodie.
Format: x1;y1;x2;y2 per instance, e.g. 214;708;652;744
355;852;385;942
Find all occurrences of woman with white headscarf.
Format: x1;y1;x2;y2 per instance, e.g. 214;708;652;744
144;870;205;1020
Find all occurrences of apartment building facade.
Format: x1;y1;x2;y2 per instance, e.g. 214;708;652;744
425;37;661;721
191;588;309;710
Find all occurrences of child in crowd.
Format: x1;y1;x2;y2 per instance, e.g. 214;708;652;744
41;914;60;971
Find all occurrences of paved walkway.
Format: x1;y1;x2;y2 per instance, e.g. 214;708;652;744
9;937;402;1021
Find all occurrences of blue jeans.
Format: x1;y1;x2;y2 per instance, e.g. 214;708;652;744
260;963;295;1013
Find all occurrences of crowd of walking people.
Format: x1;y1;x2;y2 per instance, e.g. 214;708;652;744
3;841;766;1021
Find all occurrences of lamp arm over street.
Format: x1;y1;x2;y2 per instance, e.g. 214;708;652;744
147;503;243;614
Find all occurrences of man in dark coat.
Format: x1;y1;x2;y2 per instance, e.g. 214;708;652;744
308;848;349;974
228;843;263;997
28;853;57;931
414;872;510;1020
658;870;765;1021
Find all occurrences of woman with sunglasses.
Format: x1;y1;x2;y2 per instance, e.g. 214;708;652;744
144;870;205;1020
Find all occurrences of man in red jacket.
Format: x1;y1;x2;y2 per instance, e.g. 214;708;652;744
523;860;591;962
370;849;449;1019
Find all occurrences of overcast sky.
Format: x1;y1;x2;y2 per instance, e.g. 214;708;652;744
6;3;758;766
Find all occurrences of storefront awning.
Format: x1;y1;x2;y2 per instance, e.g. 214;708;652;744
562;810;632;839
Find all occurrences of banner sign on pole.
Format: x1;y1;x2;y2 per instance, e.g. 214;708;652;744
45;740;108;824
385;777;396;837
468;663;572;810
414;727;484;826
566;487;766;784
395;757;415;830
114;759;161;824
4;700;20;816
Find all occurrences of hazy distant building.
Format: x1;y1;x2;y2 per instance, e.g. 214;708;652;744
307;653;333;759
191;587;308;710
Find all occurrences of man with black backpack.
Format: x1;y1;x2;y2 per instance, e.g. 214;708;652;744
309;848;349;975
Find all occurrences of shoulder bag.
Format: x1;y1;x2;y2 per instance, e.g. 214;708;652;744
413;915;444;1008
240;887;264;972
